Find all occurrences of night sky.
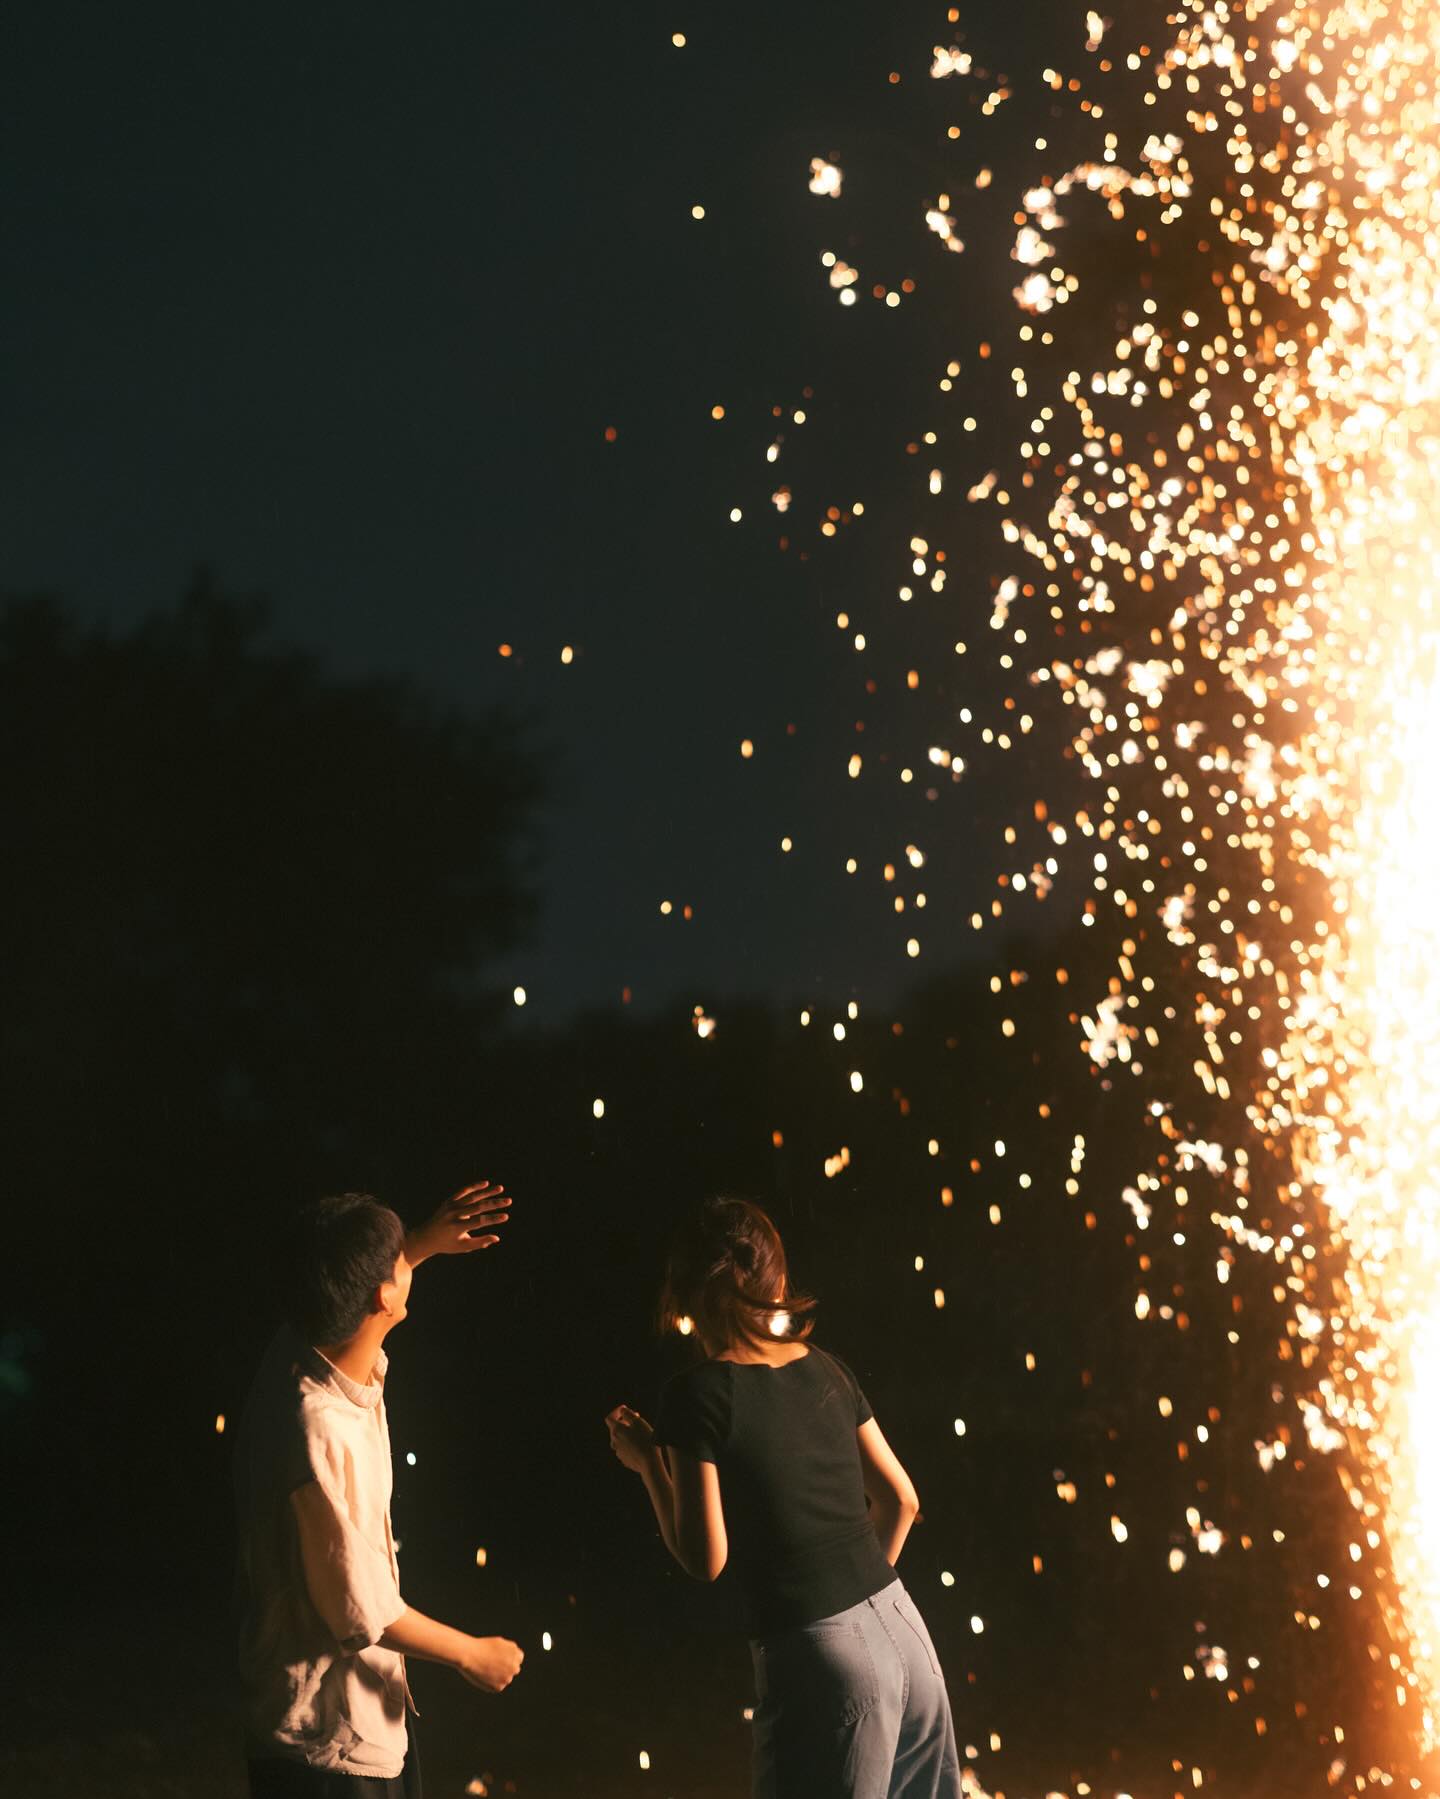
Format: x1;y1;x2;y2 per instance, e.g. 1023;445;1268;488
4;0;1054;1022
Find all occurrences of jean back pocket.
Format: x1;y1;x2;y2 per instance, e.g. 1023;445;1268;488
759;1617;880;1726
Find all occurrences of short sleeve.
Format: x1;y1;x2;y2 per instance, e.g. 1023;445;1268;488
290;1443;405;1653
655;1364;732;1463
821;1350;874;1427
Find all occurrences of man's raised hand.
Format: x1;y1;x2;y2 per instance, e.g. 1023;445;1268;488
406;1180;512;1266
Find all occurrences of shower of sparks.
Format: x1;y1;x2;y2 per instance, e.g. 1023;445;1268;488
972;0;1440;1751
729;0;1440;1783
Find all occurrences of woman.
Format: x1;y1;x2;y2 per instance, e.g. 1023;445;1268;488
606;1197;961;1798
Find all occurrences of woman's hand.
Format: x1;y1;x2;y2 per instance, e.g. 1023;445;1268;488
607;1408;697;1571
606;1403;658;1474
405;1181;511;1265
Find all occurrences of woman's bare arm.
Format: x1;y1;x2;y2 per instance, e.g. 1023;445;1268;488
606;1405;727;1580
634;1450;682;1562
857;1418;921;1564
667;1446;728;1581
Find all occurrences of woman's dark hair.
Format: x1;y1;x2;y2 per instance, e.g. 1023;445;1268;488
280;1193;406;1345
659;1198;815;1351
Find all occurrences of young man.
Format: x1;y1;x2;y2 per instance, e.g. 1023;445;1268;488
235;1181;522;1798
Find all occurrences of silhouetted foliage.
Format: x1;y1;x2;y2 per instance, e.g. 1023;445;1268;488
0;574;543;1416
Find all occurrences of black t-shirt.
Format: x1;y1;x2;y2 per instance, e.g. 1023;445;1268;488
654;1345;897;1635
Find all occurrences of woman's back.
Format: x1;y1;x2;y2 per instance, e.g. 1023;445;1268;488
657;1345;898;1635
610;1195;959;1794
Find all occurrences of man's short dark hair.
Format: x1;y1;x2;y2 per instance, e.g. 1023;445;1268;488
280;1193;406;1345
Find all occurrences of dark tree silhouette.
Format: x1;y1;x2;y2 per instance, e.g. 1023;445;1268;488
0;572;543;1426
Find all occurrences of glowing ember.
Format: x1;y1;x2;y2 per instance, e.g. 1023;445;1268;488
808;156;844;198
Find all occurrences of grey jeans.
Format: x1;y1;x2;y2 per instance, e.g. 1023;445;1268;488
749;1579;961;1798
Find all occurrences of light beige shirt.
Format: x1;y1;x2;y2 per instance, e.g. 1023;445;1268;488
235;1328;413;1778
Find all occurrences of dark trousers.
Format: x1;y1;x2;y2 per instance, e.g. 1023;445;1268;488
248;1722;422;1799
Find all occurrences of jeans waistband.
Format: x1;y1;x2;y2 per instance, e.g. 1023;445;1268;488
749;1578;905;1649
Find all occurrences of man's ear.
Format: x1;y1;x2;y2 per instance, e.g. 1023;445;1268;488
373;1281;395;1318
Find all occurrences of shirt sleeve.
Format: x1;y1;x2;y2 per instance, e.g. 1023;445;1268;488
290;1436;406;1654
822;1350;875;1427
655;1365;731;1463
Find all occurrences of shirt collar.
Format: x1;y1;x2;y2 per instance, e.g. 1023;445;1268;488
296;1336;388;1409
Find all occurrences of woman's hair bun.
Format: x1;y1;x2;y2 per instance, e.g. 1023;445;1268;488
660;1196;816;1350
